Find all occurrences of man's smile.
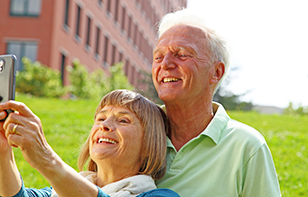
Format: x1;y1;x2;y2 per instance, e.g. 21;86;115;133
162;77;181;83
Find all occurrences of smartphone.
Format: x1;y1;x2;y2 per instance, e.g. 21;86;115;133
0;54;17;121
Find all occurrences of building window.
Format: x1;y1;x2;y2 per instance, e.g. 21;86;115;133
95;26;101;57
97;0;103;7
114;0;119;23
127;15;132;41
124;59;129;76
85;16;92;49
107;0;111;14
64;0;70;28
121;6;126;32
60;53;66;86
103;35;109;66
10;0;42;17
6;41;38;70
133;23;138;46
111;44;116;66
118;51;123;63
75;4;82;41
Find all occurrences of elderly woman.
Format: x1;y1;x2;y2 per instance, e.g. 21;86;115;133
0;90;179;197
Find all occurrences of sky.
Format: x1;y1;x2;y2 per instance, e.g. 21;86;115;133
187;0;308;108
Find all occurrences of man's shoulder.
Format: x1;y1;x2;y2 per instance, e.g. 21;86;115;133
225;118;267;147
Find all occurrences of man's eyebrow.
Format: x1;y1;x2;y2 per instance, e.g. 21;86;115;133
153;46;197;55
153;47;162;54
176;46;197;55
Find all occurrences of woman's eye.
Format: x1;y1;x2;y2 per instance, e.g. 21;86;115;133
96;116;106;122
119;118;130;123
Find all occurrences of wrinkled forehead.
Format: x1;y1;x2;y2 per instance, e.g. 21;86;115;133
155;25;207;51
95;99;141;119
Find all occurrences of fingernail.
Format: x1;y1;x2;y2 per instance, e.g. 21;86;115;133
0;111;5;117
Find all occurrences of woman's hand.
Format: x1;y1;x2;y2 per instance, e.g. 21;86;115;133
0;107;12;154
0;102;22;196
1;101;99;197
1;100;52;169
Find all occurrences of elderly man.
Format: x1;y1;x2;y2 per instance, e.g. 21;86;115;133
152;9;281;197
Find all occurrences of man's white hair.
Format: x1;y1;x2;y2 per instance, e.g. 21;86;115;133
158;8;230;93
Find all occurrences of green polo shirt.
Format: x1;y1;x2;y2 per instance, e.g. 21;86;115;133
156;102;281;197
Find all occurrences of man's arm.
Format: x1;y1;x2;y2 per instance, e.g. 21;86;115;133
242;144;281;197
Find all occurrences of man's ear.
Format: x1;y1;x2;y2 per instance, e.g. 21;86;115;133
210;62;225;84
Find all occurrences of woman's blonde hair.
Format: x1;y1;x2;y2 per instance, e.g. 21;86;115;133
78;89;169;180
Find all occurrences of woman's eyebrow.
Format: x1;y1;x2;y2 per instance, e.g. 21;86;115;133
97;109;132;116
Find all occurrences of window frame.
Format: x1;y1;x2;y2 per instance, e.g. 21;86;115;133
10;0;42;17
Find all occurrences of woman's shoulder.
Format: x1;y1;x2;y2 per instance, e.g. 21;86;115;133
137;188;180;197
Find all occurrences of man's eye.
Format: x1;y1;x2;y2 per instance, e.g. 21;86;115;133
154;56;162;61
177;53;191;60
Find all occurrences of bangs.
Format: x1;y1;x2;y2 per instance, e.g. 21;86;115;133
94;90;144;120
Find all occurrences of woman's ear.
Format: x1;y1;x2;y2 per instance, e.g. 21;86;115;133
210;62;225;84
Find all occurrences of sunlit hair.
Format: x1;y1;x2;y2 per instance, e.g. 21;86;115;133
158;8;230;93
78;89;169;180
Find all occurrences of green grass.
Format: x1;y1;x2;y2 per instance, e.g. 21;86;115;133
13;94;100;189
12;95;308;196
229;111;308;197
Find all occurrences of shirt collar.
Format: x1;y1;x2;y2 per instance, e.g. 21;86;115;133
200;102;230;144
165;102;230;147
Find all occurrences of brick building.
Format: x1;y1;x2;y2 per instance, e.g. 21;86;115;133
0;0;187;88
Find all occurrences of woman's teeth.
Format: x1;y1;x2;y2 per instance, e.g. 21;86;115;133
98;138;117;144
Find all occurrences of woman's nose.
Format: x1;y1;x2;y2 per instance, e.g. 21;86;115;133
100;120;115;132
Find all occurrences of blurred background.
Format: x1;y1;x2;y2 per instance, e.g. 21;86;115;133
1;0;307;115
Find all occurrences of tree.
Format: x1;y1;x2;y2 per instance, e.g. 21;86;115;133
16;58;67;98
213;67;253;111
137;71;163;105
67;60;134;100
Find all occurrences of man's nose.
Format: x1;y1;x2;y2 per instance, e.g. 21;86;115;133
161;52;176;70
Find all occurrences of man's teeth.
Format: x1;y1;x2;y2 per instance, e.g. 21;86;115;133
163;78;180;83
98;138;117;144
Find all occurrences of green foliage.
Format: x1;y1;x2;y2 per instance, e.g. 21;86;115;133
107;62;134;91
137;71;163;105
284;102;308;116
66;60;94;99
214;92;253;111
213;67;253;111
16;58;66;98
67;60;134;100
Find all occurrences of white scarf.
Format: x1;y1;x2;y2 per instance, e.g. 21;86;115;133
51;171;156;197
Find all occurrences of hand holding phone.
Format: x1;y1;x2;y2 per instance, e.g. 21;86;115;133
0;55;16;121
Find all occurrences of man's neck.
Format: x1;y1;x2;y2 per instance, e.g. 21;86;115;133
165;100;214;151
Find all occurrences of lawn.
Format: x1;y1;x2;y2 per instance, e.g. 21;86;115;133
11;94;308;196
